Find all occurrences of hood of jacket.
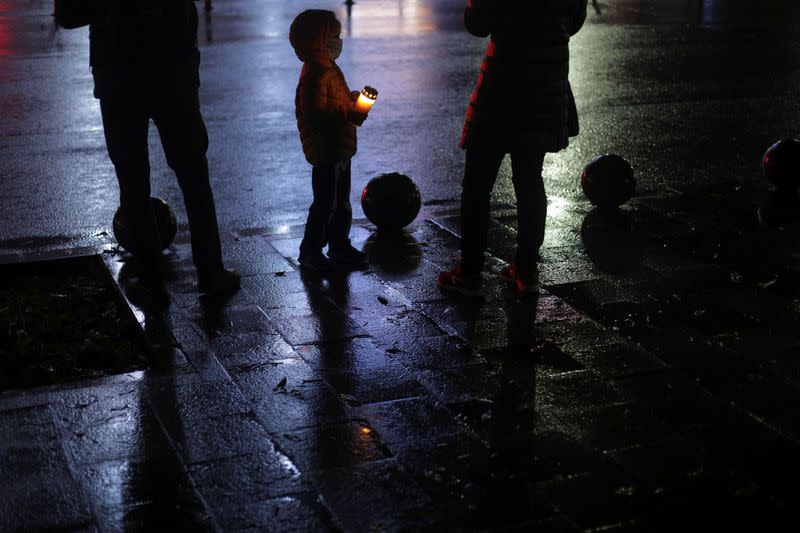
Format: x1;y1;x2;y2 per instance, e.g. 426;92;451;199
289;9;340;66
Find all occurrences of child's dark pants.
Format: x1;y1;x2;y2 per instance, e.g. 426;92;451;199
99;87;224;278
460;143;547;274
300;160;353;257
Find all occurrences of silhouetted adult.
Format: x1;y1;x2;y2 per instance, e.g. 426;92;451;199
55;0;239;294
438;0;588;296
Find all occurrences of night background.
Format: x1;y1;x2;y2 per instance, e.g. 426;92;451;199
1;0;799;531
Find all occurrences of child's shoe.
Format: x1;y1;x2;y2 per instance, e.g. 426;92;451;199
299;253;334;272
500;262;539;294
328;245;368;270
437;262;483;296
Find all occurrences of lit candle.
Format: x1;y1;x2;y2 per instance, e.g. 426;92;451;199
354;86;378;114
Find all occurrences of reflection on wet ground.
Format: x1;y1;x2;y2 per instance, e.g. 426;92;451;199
2;0;800;530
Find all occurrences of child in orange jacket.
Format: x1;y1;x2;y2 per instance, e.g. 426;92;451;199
290;9;369;271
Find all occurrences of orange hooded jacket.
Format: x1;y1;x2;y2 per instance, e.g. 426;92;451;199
290;10;357;165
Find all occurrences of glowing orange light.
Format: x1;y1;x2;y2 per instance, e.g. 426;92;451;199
353;86;378;114
360;427;372;435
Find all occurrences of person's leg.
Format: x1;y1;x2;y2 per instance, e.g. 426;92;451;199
151;88;224;279
299;163;336;260
509;148;547;273
327;160;367;268
326;160;352;252
100;95;163;272
460;144;506;273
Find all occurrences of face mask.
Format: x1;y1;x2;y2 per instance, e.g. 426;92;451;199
327;38;342;60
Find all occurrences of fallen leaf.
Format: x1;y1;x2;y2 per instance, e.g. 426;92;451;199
273;376;287;391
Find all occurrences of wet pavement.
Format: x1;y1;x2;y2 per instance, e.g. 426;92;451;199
2;0;800;531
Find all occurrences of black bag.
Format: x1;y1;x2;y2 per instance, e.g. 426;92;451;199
53;0;98;29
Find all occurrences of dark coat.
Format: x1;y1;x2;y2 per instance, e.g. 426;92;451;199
290;10;357;165
84;1;201;99
460;0;588;153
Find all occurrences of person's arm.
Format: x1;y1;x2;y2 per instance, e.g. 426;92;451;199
303;71;366;126
463;0;494;38
568;0;589;36
53;0;101;29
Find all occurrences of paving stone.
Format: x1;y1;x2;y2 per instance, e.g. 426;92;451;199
538;470;644;531
147;379;251;423
217;333;299;370
392;434;495;518
612;371;735;431
539;259;603;288
413;363;504;405
297;339;428;404
633;326;737;370
257;290;342;322
182;348;232;383
506;516;581;532
0;404;60;444
294;337;389;373
384;259;452;303
76;455;213;531
269;309;367;346
172;411;274;465
535;293;586;323
482;342;586;376
0;444;72;486
0;410;91;533
542;226;581;249
222;240;294;276
332;271;410;310
353;398;472;450
536;316;627;350
262;235;305;262
0;474;94;531
190;304;278;338
311;459;433;533
606;435;713;486
634;471;797;531
388;335;481;372
241;271;311;305
716;330;800;362
234;357;351;433
52;384;174;465
554;402;678;452
188;449;304;506
420;300;512;350
97;501;215;532
536;370;626;412
357;307;446;350
276;421;390;472
566;342;667;377
696;368;800;439
538;245;583;265
212;494;334;533
392;432;563;530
